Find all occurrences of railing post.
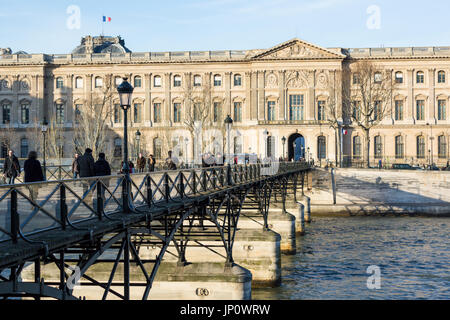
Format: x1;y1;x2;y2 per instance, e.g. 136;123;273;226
212;169;216;189
146;175;152;208
58;166;62;180
164;172;170;203
179;172;185;198
60;184;67;229
10;189;19;244
202;170;207;192
96;180;103;221
192;169;197;194
227;165;232;186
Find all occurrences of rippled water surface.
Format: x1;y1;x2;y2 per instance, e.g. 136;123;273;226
252;216;450;300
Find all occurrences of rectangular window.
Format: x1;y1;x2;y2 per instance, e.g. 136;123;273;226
154;103;161;123
373;101;381;121
173;103;181;122
134;77;142;88
289;95;304;121
56;104;65;124
133;103;142;123
395;100;403;121
374;136;383;159
194;76;202;87
438;100;446;120
214;75;222;86
417;136;425;159
2;104;11;124
75;77;83;89
95;77;103;88
233;102;242;122
317;101;325;121
234;74;242;86
56;78;63;89
114;104;122;124
318;136;326;160
416;100;425;120
267;101;275;121
395;136;404;159
173;76;181;87
213;102;220;122
417;73;424;84
21;104;29;124
438;136;447;158
154;76;162;87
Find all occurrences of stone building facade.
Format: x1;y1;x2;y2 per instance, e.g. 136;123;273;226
0;36;449;167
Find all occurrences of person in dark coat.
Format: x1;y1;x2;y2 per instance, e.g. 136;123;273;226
23;151;44;201
94;153;111;201
77;148;95;178
72;153;80;179
3;150;20;184
136;153;146;173
148;155;156;172
77;148;95;197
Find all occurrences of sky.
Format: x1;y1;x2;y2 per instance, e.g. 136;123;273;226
1;0;450;54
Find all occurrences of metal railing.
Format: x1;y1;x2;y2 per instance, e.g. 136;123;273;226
0;162;310;244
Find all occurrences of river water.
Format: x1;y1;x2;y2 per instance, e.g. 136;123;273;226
252;216;450;300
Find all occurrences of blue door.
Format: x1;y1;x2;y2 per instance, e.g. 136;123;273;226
294;136;305;161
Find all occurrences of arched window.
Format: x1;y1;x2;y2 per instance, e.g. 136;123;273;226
193;75;202;87
213;102;221;122
21;103;30;124
233;136;242;154
395;135;404;159
317;136;326;160
353;136;361;159
438;99;446;120
95;76;103;88
154;75;162;87
173;75;181;87
267;101;275;121
438;71;445;84
352;73;360;85
267;136;275;158
416;71;424;84
213;74;222;86
395;71;403;84
438;135;447;158
234;74;242;86
133;76;142;88
56;104;65;124
416;136;425;159
173;103;181;122
153;103;161;123
153;138;162;159
75;76;83;89
233;102;242;122
114;138;122;157
374;135;382;159
56;77;64;89
20;138;28;158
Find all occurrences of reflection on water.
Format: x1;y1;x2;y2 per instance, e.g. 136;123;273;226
252;216;450;300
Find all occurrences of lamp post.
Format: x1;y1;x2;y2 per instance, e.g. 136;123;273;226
281;136;286;161
135;129;141;162
263;129;269;159
117;77;134;213
426;122;434;166
41;118;48;180
184;137;189;167
307;147;310;164
224;115;233;165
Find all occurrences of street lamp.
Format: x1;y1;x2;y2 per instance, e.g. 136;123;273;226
41;118;48;180
224;115;233;165
281;136;286;161
184;137;189;167
263;129;269;159
426;122;434;166
117;77;134;213
135;129;141;161
307;147;310;163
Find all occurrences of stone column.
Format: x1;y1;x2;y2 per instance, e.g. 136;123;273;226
250;72;257;122
257;71;265;121
428;68;436;122
164;72;171;126
307;70;315;120
144;73;152;127
65;74;73;126
407;69;415;124
244;72;251;118
278;70;286;120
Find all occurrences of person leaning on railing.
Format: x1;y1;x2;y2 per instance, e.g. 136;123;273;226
24;151;44;202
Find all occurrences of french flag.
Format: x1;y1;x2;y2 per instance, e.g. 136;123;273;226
103;16;111;22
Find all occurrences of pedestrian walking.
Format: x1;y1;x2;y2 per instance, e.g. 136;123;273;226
77;148;95;198
94;153;111;202
137;153;146;173
148;154;156;172
23;151;44;202
3;150;20;184
165;151;177;170
72;153;80;179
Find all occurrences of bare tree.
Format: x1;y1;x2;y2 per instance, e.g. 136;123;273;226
73;74;115;160
344;61;394;168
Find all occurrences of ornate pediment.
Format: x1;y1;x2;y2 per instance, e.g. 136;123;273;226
252;38;345;60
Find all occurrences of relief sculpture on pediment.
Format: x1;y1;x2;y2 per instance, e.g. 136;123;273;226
285;70;312;88
266;44;325;59
265;72;278;88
